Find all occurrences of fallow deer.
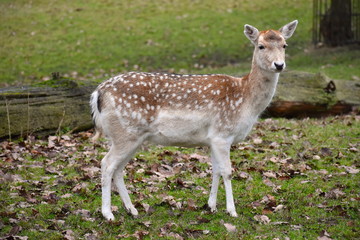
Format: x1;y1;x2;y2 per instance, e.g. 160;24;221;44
90;20;298;220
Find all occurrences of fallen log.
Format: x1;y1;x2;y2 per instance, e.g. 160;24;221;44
266;71;359;117
0;78;97;139
0;71;359;139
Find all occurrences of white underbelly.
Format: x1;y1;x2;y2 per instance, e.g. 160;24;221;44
147;109;213;147
145;109;259;147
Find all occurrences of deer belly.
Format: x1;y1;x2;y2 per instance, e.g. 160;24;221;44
148;110;212;147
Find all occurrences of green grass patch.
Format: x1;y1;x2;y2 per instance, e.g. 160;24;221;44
2;0;359;87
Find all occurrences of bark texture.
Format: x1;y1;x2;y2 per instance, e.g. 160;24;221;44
0;79;97;139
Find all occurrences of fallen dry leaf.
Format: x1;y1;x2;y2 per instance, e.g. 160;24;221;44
63;229;75;240
84;231;99;240
263;171;277;178
61;135;71;141
317;230;333;240
342;166;359;174
9;225;21;236
141;203;155;214
260;194;276;204
274;204;285;212
142;220;152;228
269;156;279;163
269;141;280;149
223;223;237;232
132;230;149;240
188;153;210;163
196;216;210;224
82;166;101;179
72;209;91;218
263;179;276;188
237;171;252;180
72;182;89;193
325;188;345;199
251;201;262;209
263;179;281;191
159;222;183;240
349;147;358;153
253;137;263;145
61;193;72;198
271;221;289;225
185;229;207;238
291;225;303;230
254;215;271;225
186;198;197;210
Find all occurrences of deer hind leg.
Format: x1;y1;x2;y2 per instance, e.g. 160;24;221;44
101;137;143;220
209;138;238;217
113;144;142;216
208;156;221;213
101;147;118;221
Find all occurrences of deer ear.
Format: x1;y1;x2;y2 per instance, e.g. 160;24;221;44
279;20;298;40
244;24;259;44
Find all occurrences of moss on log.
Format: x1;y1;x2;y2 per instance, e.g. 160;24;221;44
266;71;359;117
0;72;359;139
0;78;97;139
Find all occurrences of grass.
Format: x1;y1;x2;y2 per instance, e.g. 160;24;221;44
0;1;359;239
0;115;359;239
1;0;359;87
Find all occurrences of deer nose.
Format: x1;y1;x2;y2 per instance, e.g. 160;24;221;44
274;62;284;71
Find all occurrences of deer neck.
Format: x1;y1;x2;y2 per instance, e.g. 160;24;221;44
249;62;280;87
244;62;280;115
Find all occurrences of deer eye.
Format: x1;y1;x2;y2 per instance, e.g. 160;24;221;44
258;45;265;50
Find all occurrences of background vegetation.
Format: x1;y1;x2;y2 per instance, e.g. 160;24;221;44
1;0;359;87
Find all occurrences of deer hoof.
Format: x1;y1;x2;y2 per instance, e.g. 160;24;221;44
103;211;115;221
127;206;139;216
228;210;238;218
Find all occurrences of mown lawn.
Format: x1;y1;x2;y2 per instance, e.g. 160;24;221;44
1;115;359;239
1;0;359;87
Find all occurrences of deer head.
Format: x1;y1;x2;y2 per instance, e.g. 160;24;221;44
244;20;298;72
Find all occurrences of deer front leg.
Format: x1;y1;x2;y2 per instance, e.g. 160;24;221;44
210;138;238;217
223;171;237;217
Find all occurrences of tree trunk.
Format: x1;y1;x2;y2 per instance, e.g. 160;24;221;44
320;0;353;46
0;72;359;139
